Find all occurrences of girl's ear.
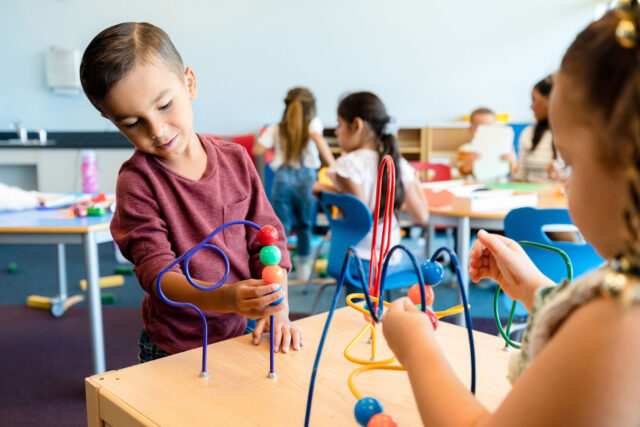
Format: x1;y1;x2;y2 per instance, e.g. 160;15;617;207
184;66;198;100
352;117;364;134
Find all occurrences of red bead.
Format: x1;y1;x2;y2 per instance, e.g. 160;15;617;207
408;283;434;307
367;413;398;427
257;225;278;246
262;265;284;284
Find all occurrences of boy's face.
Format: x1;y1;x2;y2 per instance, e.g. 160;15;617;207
100;59;198;165
469;113;495;137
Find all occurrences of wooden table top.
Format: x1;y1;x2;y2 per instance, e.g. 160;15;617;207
86;307;512;426
429;185;567;219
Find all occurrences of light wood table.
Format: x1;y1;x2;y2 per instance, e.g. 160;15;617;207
0;207;113;374
426;185;567;323
86;307;511;426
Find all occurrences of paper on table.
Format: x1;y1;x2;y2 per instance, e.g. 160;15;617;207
470;125;514;182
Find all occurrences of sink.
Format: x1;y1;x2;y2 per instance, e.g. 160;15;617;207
0;139;57;147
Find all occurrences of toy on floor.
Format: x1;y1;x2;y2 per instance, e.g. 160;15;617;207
157;221;284;378
79;274;124;291
304;156;476;426
26;294;84;317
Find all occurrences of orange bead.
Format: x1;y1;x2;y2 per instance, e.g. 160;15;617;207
408;283;434;307
262;265;283;284
367;413;398;427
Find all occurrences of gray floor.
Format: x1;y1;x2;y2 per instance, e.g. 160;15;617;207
0;229;499;320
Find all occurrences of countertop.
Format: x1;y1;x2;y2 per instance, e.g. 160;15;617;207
0;132;131;149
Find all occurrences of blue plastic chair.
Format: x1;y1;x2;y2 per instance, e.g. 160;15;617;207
310;192;424;313
502;207;604;317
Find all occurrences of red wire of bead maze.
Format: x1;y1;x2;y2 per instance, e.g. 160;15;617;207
367;154;396;312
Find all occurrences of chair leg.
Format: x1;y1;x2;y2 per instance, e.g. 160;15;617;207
309;281;338;315
303;236;328;295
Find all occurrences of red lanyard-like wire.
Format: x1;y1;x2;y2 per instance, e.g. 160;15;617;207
368;155;396;310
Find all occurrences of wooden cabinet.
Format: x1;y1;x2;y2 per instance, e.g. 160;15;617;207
424;123;471;165
323;126;429;162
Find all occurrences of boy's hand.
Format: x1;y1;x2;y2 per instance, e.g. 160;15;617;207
468;230;554;310
252;310;304;353
226;279;285;319
382;297;436;365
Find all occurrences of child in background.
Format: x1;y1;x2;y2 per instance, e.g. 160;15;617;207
312;92;428;265
513;75;569;183
456;107;518;178
253;88;335;281
383;8;640;425
80;22;302;360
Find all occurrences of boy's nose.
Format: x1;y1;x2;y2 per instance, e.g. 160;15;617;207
149;122;167;140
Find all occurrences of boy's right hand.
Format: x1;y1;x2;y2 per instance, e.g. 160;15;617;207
225;279;285;319
469;230;555;311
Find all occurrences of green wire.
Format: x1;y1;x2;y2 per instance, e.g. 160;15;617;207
493;240;573;349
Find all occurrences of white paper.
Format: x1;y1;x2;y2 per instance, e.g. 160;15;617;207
469;124;514;182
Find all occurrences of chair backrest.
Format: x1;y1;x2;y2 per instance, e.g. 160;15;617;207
409;161;452;182
318;192;373;279
503;207;604;316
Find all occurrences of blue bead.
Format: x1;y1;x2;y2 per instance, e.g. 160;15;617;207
267;285;284;306
421;261;444;285
354;397;384;426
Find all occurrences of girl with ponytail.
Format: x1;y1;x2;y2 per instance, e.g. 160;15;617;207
312;91;428;266
254;88;335;280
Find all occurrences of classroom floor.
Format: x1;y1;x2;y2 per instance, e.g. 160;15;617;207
0;230;501;427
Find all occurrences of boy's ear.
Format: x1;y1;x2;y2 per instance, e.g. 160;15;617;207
184;66;198;100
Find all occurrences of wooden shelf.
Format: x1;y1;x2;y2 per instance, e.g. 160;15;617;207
323;126;429;162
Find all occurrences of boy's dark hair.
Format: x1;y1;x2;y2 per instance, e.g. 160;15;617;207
80;22;184;112
279;88;316;166
470;107;495;124
531;74;556;157
338;92;405;220
561;8;640;259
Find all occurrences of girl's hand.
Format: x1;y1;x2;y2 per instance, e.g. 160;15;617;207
252;310;304;353
469;230;554;311
226;279;286;319
382;297;436;365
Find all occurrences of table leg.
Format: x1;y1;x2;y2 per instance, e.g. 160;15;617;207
426;223;435;258
57;243;68;301
455;216;470;327
83;232;106;374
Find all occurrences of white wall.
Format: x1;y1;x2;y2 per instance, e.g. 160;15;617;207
1;0;596;133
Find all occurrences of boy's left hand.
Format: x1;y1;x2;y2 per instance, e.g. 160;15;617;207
252;309;304;353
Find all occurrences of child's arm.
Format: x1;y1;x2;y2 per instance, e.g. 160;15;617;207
383;296;640;426
403;178;429;224
383;298;489;426
157;272;285;318
469;230;555;310
252;142;268;157
310;132;336;168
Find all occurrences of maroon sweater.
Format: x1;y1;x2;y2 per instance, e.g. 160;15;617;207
110;135;291;354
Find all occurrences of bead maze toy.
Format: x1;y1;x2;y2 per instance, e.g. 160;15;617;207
156;221;284;378
304;155;477;426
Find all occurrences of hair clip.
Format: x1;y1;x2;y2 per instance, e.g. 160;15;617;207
382;119;398;136
616;0;638;49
